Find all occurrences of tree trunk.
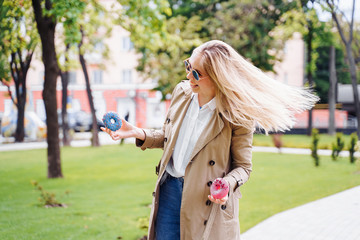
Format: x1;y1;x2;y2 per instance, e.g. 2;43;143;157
79;29;99;147
10;52;27;142
15;98;25;141
32;0;63;178
306;20;314;136
346;44;360;137
60;70;71;146
328;46;336;135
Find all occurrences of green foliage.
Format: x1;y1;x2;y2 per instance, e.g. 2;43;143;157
206;0;297;72
349;132;358;164
136;14;203;96
356;141;360;172
311;128;320;166
136;0;298;96
0;0;38;81
274;1;334;80
331;132;345;161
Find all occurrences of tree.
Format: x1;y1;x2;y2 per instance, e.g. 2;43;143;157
206;0;297;71
322;0;360;137
313;45;350;103
328;45;337;135
54;0;86;147
273;0;335;134
79;28;100;146
32;0;62;178
59;44;71;146
76;1;112;147
0;0;38;142
115;0;176;97
135;0;298;96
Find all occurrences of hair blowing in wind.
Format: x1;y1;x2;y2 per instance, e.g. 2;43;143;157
195;40;319;133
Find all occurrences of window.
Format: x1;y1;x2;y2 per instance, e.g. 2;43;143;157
122;69;132;84
122;37;134;51
92;70;103;84
69;71;77;85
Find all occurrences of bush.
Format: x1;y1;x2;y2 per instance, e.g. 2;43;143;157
349;132;358;164
331;132;345;161
311;128;320;167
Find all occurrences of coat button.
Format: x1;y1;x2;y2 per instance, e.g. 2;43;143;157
207;181;212;187
164;137;167;142
204;220;207;225
167;118;170;124
209;160;215;166
206;200;211;206
152;192;155;197
221;205;227;210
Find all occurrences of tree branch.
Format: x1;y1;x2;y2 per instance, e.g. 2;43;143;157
349;0;355;43
326;0;348;45
2;82;16;105
5;53;18;107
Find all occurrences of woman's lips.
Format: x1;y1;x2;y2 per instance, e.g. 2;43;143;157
190;83;198;88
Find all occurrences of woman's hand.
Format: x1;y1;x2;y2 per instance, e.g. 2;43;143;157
208;194;228;205
100;118;145;141
208;178;230;205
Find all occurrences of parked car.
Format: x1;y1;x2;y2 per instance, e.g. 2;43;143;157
58;110;104;132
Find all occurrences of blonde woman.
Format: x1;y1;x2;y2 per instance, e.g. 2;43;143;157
102;40;318;240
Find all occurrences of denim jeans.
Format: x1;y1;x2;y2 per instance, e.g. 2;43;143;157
155;173;184;240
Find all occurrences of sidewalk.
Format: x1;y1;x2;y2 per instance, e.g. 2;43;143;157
0;137;359;158
241;185;360;240
0;132;134;152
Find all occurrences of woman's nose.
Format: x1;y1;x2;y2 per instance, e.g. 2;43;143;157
186;71;192;80
186;71;195;80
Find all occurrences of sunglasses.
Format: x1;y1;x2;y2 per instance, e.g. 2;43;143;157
184;59;201;81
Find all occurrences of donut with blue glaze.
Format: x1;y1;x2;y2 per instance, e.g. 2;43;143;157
102;112;122;131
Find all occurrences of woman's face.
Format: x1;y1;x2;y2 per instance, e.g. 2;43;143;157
186;53;216;99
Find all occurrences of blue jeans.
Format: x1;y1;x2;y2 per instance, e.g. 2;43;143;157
155;173;184;240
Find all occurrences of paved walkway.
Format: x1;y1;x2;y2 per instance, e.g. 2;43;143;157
0;132;131;152
242;186;360;240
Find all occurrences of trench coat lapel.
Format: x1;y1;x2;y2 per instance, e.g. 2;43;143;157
189;110;224;161
163;83;193;166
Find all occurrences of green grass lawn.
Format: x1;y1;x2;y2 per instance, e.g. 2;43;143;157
0;144;359;240
253;133;356;150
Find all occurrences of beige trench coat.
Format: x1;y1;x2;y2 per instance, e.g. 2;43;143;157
136;80;253;240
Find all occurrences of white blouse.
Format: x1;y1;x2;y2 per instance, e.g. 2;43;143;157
166;93;216;178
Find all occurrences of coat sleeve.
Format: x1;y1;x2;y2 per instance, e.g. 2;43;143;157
135;128;165;150
223;125;253;192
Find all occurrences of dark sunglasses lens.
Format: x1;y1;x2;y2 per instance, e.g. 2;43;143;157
192;70;199;81
184;61;190;71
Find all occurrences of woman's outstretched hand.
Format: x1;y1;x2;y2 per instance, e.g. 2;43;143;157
208;194;228;205
100;119;145;141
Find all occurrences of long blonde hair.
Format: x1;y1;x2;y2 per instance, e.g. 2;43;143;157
193;40;319;133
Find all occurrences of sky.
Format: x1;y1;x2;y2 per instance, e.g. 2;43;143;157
314;0;360;22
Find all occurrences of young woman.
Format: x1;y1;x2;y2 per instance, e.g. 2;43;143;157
102;40;318;240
